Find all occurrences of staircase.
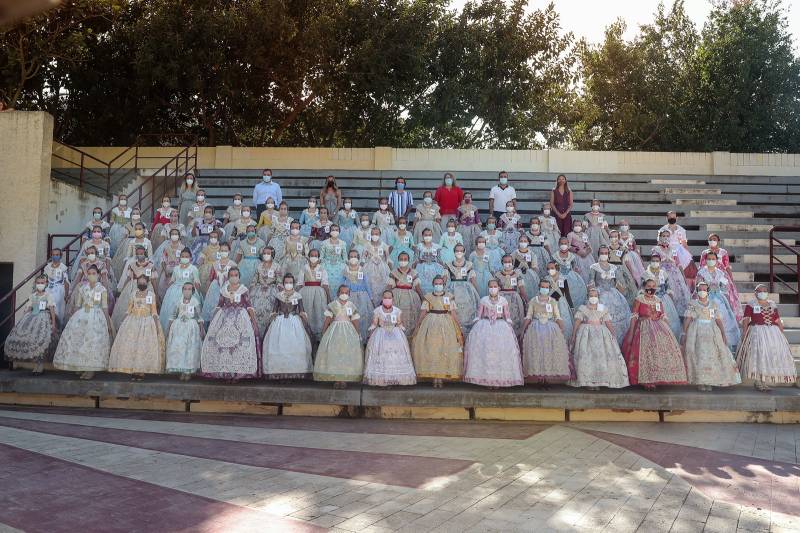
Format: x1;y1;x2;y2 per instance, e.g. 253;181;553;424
197;169;800;371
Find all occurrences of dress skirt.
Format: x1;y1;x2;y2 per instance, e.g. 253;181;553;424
3;312;54;363
391;288;421;337
200;306;261;379
411;314;464;380
736;325;797;384
108;315;165;374
262;315;313;379
166;318;202;374
313;321;364;382
463;318;523;387
598;287;632;346
569;324;629;388
449;282;480;336
522;320;574;382
53;308;111;372
623;318;687;386
300;285;329;342
685;319;741;386
363;327;417;386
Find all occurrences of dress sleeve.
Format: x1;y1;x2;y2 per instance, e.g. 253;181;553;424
420;298;430;311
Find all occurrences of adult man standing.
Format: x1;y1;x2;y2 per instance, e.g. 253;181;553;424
488;170;517;220
253;169;282;220
657;210;697;286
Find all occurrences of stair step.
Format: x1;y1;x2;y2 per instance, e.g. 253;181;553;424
706;224;774;232
675;199;737;206
738;292;779;303
783;317;800;328
724;238;796;247
664;188;721;195
741;254;798;264
651;179;706;185
689;210;753;218
784;329;800;343
792;345;800;357
731;271;755;282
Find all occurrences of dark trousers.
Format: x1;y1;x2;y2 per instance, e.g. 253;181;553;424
255;203;267;220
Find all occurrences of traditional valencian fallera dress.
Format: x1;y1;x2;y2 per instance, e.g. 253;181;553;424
521;296;574;383
623;295;688;386
388;268;422;337
313;299;364;383
589;263;632;346
108;289;165;374
363;306;417;386
3;291;56;365
463;295;524;387
683;299;741;387
412;292;464;381
248;261;281;336
444;261;480;336
569;304;630;388
262;290;313;379
53;283;112;372
200;283;261;379
736;301;797;385
165;296;204;374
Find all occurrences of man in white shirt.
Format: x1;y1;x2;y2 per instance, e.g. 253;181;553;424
657;210;697;283
253;169;283;219
488;170;517;219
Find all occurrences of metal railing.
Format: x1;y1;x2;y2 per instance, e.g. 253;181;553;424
0;134;198;333
769;226;800;311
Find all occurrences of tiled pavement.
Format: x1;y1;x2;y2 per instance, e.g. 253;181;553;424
0;407;798;532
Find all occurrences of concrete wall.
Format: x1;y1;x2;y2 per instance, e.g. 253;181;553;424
55;145;800;176
47;179;111;242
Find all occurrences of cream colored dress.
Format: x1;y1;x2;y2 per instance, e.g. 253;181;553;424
411;293;464;380
314;300;364;382
108;289;165;374
53;284;112;372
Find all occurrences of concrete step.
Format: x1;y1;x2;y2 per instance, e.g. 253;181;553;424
651;179;706;185
732;271;755;282
738;292;779;303
707;224;774;232
783;317;800;328
675;199;737;206
690;210;754;218
785;329;800;343
664;188;721;195
741;254;798;264
724;239;796;247
791;345;800;357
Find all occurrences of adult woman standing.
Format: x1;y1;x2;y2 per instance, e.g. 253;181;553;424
319;175;341;215
434;172;464;232
550;174;573;238
178;173;199;226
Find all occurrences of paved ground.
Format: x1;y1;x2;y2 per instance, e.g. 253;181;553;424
0;407;798;532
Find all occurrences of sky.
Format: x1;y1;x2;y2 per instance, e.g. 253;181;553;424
449;0;799;48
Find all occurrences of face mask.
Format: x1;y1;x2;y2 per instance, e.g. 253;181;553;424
87;274;98;282
697;290;708;298
361;220;370;228
645;288;656;295
87;253;97;261
232;199;241;206
447;227;455;234
382;298;393;307
489;287;499;296
36;283;46;291
620;225;629;232
539;287;549;295
330;230;340;238
573;226;582;233
170;234;180;242
229;277;240;285
531;225;540;231
52;256;61;263
599;254;609;262
610;237;619;243
477;242;486;249
262;254;272;261
487;224;496;230
455;251;464;259
349;257;359;266
708;240;718;247
93;213;102;220
371;234;380;242
543;209;550;216
266;203;275;209
290;228;300;236
651;262;660;268
162;202;170;208
219;251;229;258
339;293;349;301
186;179;194;185
588;296;599;305
284;283;294;291
263;175;271;182
398;260;409;268
344;202;352;209
398;224;406;230
433;284;444;293
559;244;568;251
756;291;768;300
131;214;141;221
119;199;127;206
396;183;405;190
423;235;432;243
136;255;145;262
137;282;148;290
519;242;528;250
667;217;677;224
506;206;515;213
134;229;144;237
309;256;319;264
380;203;388;210
197;195;205;202
548;269;557;277
659;238;669;245
706;259;717;267
92;232;102;239
308;202;316;209
180;257;190;265
592;205;600;212
503;263;512;270
499;177;508;185
424;197;432;205
209;237;218;245
245;231;256;239
241;210;252;218
444;178;453;186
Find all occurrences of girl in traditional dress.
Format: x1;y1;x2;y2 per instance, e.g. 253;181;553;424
151;199;175;249
83;207;110;240
159;248;202;332
413;191;441;244
373;197;396;244
617;220;645;286
696;252;741;349
342;249;373;342
3;275;56;374
651;229;692;316
469;236;495;299
463;279;524;388
589;246;632;346
281;221;309;282
521;279;573;384
498;201;522;254
479;217;504;272
166;282;204;380
256;198;277;244
642;254;682;339
197;230;222;294
201;267;261;382
736;285;797;390
248;246;282;336
387;251;423;337
525;218;552;274
412;276;464;387
178;173;198;225
352;214;372;254
552;237;588;310
456;192;481;255
221;193;244;236
362;226;392;307
44;249;69;328
538;203;561;254
363;290;416;386
701;234;743;321
108;276;165;379
112;222;152;284
495;255;528;336
298;249;331;343
336;198;358;247
157;229;186;299
511;234;540;291
542;260;575;340
320;225;347;290
152;211;186;266
682;281;741;391
569;287;629;389
414;228;445;295
309;207;333;250
444;244;480;336
68;245;115;317
53;265;113;380
268;201;293;261
607;229;639;305
298;197;319;238
108;194;132;256
438;219;463;264
263;274;313;380
583;199;610;255
567;220;594;285
314;286;364;388
185;188;210;229
623;278;688;390
72;226;112;281
112;245;157;331
201;243;236;323
189;206;223;261
389;216;416;264
229;204;258;243
232;224;265;286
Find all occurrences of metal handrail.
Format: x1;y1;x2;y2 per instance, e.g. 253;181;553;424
768;226;800;311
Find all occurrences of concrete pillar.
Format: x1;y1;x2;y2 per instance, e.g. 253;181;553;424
0;111;54;287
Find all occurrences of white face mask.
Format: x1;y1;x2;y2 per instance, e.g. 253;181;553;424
518;242;528;250
499;177;508;185
708;240;718;247
87;253;97;261
209;237;218;245
423;235;432;243
573;226;582;233
233;199;241;206
620;225;629;232
308;202;316;208
349;257;359;266
170;234;180;242
398;224;406;230
398;260;409;268
433;284;444;293
344;202;352;209
36;283;46;291
506;206;514;213
186;179;194;185
262;254;272;261
197;195;205;202
489;287;499;296
119;199;127;206
263;175;271;182
559;244;568;251
242;211;251;218
697;290;708;298
543;209;550;216
379;204;387;210
361;220;370;227
454;251;464;259
219;251;229;258
309;256;319;264
548;269;557;277
266;203;275;209
132;214;141;221
330;230;340;238
162;202;170;208
503;263;513;270
588;296;599;305
477;242;486;249
592;205;600;212
651;262;660;269
599;254;609;262
706;260;717;268
339;293;349;301
756;291;768;300
290;228;300;236
284;283;294;291
424;197;432;205
447;227;456;234
371;234;381;242
531;225;540;231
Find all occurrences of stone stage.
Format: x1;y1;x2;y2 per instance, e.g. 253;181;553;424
1;370;799;422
